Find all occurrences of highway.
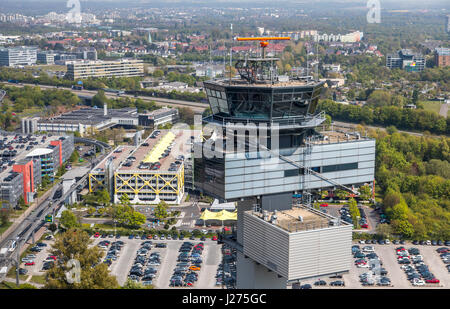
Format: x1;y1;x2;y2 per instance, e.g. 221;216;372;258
0;81;208;113
331;121;433;138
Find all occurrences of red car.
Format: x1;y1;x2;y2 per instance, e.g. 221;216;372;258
147;235;153;239
426;278;440;284
25;262;35;266
361;223;369;228
212;236;218;241
47;256;57;260
94;233;100;238
320;203;328;207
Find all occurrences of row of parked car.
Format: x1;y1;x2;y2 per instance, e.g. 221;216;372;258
396;247;440;286
435;247;450;273
353;245;391;286
169;242;204;287
100;240;125;266
128;241;163;286
216;244;236;288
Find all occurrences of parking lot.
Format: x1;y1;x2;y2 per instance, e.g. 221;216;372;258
91;236;222;288
296;242;449;289
16;235;448;289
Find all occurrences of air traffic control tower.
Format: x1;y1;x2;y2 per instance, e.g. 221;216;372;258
195;38;375;288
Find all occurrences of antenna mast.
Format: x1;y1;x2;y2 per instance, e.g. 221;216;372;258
229;23;233;84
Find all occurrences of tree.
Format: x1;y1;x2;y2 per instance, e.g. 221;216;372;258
348;198;361;229
154;201;169;220
152;69;164;78
392;219;414;238
69;150;79;163
59;210;80;229
375;223;393;238
334;189;348;200
119;193;130;206
0;208;10;226
17;196;27;209
178;107;195;125
358;185;372;201
122;278;153;289
96;189;111;206
114;205;146;228
45;229;119;289
92;90;108;108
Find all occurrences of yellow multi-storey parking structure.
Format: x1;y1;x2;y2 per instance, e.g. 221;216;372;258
87;130;192;205
114;165;184;204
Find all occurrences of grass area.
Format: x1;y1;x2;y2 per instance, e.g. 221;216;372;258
25;64;67;72
0;221;13;235
30;275;47;285
17;106;43;117
0;281;18;289
421;100;442;114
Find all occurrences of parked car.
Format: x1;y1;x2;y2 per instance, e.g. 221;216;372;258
330;280;345;286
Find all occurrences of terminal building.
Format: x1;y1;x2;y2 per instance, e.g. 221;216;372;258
88;129;195;205
194;41;375;288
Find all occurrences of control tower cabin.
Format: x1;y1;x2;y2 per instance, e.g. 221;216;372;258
195;46;375;288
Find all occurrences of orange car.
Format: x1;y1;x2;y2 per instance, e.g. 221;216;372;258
189;266;201;271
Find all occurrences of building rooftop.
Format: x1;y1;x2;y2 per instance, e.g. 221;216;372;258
92;129;198;174
38;106;138;125
435;47;450;56
0;132;69;180
248;204;348;233
311;130;365;145
26;148;53;157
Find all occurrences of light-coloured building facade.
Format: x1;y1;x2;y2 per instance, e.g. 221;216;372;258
66;59;144;80
0;47;37;67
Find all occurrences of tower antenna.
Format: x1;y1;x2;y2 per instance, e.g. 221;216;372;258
229;23;233;85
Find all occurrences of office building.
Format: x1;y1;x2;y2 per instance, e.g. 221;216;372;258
0;47;37;67
386;49;425;72
75;48;98;61
37;51;56;65
66;59;144;80
435;47;450;68
194;52;375;288
313;31;363;43
138;107;179;129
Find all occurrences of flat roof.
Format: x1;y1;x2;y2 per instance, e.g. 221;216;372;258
26;148;53;157
38;106;138;125
92;129;199;174
311;130;367;145
248;205;342;233
118;129;194;173
0;133;70;180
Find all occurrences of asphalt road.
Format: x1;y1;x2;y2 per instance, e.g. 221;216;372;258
0;81;208;113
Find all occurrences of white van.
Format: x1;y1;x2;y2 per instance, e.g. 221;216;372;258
8;240;17;252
